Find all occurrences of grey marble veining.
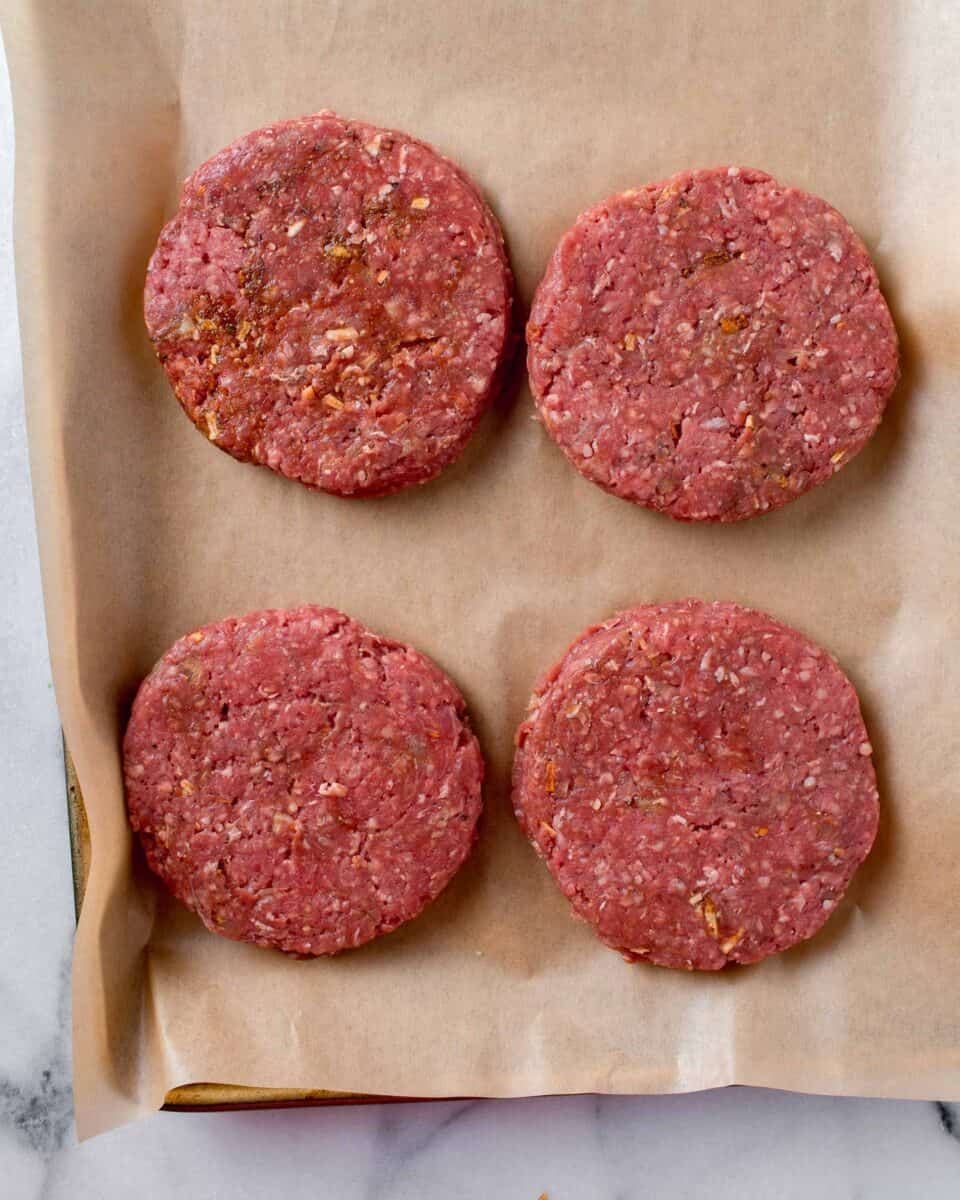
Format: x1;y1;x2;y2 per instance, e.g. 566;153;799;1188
938;1102;960;1145
0;26;957;1200
0;955;72;1160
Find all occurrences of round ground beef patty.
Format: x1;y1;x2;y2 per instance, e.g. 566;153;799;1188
144;111;514;497
527;167;898;521
512;601;878;969
123;606;484;955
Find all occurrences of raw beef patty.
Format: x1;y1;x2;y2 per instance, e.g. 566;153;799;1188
124;605;484;955
527;167;898;521
512;600;878;969
145;111;514;496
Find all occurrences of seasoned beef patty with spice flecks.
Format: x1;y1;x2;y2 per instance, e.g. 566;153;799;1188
512;601;879;969
123;606;484;955
144;111;514;496
527;167;898;521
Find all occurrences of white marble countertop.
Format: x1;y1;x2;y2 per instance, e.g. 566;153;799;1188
0;36;957;1200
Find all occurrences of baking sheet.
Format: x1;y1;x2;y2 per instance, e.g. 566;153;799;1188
5;0;960;1139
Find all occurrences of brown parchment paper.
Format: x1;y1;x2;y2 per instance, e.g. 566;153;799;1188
4;0;960;1139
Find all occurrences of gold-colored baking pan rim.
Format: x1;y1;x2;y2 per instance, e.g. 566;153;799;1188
65;746;430;1113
